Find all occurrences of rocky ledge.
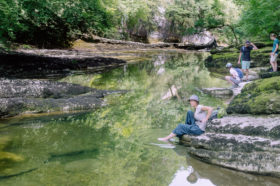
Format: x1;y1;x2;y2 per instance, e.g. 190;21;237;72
82;34;217;50
201;88;233;98
180;115;280;177
0;79;125;118
0;50;126;78
227;76;280;115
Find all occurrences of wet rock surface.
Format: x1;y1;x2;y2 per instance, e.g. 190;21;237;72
0;79;94;98
201;87;233;98
0;79;125;118
180;115;280;177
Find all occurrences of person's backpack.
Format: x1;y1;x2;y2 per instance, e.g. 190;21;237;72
209;107;227;121
235;68;244;79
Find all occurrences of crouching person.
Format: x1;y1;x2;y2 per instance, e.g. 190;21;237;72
225;63;243;88
158;95;213;141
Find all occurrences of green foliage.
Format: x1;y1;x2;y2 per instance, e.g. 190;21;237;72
238;0;280;39
0;0;113;48
5;0;278;47
165;0;227;36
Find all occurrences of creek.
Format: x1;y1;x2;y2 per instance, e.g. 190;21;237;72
0;50;279;186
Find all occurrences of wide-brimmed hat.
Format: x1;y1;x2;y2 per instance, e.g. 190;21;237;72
188;95;199;103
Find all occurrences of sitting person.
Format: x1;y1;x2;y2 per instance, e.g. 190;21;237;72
225;63;243;88
158;95;213;141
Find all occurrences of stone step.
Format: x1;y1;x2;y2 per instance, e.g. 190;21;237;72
201;88;233;98
181;133;280;153
207;115;280;139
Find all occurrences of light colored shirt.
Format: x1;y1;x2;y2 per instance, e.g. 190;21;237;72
230;68;240;81
194;105;207;131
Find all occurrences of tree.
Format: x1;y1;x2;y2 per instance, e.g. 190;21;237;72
238;0;280;39
0;0;114;48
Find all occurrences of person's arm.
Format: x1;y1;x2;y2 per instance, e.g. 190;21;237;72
201;106;213;123
238;52;242;64
272;43;279;55
230;68;238;79
250;42;258;50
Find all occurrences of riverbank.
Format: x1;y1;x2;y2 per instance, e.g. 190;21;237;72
179;43;280;177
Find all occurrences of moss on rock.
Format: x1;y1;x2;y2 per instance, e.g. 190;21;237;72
206;45;272;74
259;71;280;79
227;76;280;114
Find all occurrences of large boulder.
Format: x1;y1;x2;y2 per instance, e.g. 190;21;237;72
227;76;280;115
174;31;217;50
180;115;280;177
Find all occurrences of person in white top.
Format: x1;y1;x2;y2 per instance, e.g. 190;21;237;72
158;95;213;142
225;63;241;88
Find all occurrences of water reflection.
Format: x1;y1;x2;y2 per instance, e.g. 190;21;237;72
161;85;181;100
171;145;280;186
170;166;215;186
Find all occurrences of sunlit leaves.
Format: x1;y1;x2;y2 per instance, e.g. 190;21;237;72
239;0;280;38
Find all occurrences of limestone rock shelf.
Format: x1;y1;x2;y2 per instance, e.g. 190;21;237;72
0;50;126;78
180;115;280;177
0;79;126;118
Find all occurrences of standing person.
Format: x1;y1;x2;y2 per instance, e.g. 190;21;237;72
238;41;258;81
158;95;213;142
270;33;279;72
225;63;242;88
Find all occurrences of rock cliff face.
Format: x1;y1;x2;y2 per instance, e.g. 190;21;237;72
180;115;280;177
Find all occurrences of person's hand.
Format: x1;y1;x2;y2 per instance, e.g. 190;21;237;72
202;118;208;124
238;60;240;64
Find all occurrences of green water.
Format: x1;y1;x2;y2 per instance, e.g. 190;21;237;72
0;51;280;186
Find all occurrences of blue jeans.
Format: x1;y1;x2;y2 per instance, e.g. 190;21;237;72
172;111;204;138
